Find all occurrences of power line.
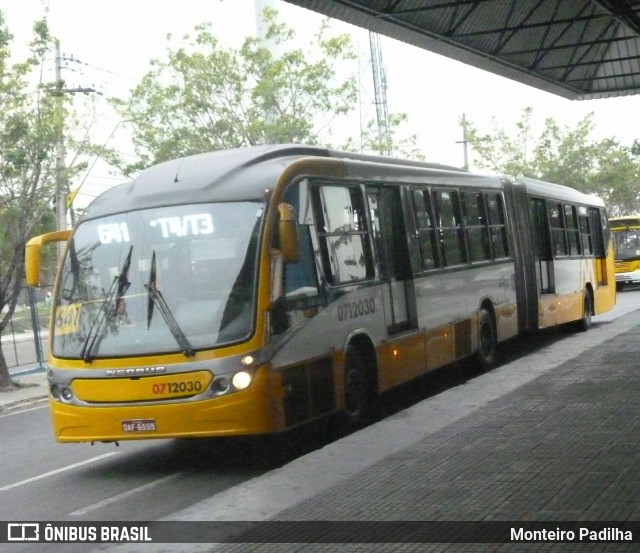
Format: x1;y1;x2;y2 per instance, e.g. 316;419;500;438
53;40;103;239
60;54;136;81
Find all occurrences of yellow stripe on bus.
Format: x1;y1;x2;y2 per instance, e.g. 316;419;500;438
72;371;213;402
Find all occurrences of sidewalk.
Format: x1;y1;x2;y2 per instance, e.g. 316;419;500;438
0;366;48;414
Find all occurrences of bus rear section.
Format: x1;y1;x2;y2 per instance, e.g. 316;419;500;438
610;217;640;289
515;177;616;332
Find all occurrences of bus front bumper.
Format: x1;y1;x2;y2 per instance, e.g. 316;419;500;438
49;389;282;443
615;268;640;285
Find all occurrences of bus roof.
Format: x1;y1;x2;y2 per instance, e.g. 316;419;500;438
78;144;471;221
609;216;640;228
78;145;604;222
516;176;605;207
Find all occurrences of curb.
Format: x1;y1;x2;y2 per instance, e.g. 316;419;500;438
0;394;49;415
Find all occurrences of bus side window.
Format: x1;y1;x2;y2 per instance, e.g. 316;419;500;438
529;197;554;294
271;184;322;334
486;193;509;258
281;184;319;299
284;226;319;297
549;203;568;257
589;207;607;259
578;206;593;256
564;204;581;256
461;191;490;262
433;190;466;267
411;189;439;270
312;184;374;284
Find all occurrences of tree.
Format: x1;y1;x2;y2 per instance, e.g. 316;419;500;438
342;112;426;160
462;107;536;178
112;9;355;172
113;8;424;174
0;14;77;389
588;139;640;217
464;108;640;215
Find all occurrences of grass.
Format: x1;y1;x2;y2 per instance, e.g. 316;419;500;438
6;303;51;334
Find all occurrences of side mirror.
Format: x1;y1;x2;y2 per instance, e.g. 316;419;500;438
25;230;71;286
278;203;299;263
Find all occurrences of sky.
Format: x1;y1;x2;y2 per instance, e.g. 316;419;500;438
2;0;639;206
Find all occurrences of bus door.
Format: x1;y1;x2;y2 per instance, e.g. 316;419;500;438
528;198;556;328
366;186;418;335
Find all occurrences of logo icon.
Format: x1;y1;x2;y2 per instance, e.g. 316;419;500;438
7;523;39;541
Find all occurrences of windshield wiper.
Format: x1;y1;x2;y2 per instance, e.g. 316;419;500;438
80;245;133;362
144;250;195;357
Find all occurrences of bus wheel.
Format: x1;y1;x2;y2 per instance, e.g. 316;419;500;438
573;290;593;332
343;346;375;427
476;308;497;370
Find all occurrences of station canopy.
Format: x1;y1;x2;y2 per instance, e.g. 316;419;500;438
284;0;640;100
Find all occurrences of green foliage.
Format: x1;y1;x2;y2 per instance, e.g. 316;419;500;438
113;8;425;173
0;12;79;385
464;108;640;216
0;16;61;320
588;139;640;217
463;107;535;177
342;112;426;160
114;8;360;172
8;302;51;334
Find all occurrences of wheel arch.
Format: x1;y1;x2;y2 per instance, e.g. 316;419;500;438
585;282;595;315
477;296;497;335
343;330;379;395
475;297;498;369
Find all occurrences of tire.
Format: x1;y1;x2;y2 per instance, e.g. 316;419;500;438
342;346;377;427
476;307;497;370
573;290;593;332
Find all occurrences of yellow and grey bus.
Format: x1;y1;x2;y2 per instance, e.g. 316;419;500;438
609;216;640;289
25;145;616;443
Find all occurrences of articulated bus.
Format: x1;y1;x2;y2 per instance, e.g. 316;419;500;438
609;216;640;289
25;145;616;443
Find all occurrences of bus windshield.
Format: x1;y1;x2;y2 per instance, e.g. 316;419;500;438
53;201;263;359
612;227;640;261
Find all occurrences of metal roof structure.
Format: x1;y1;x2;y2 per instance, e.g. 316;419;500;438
284;0;640;100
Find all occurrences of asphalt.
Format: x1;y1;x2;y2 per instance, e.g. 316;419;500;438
3;302;640;552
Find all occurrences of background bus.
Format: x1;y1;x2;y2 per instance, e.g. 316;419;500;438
610;216;640;290
25;145;616;443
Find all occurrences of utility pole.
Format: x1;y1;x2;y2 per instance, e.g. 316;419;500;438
53;40;99;260
456;113;470;170
54;40;67;261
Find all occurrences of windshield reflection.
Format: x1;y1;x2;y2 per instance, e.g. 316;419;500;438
53;202;263;359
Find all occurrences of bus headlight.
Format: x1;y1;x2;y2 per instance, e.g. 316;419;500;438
210;371;253;396
232;371;252;390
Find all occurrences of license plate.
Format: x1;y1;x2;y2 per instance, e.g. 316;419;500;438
121;419;156;433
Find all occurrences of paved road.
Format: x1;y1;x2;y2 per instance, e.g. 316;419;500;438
1;289;639;553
